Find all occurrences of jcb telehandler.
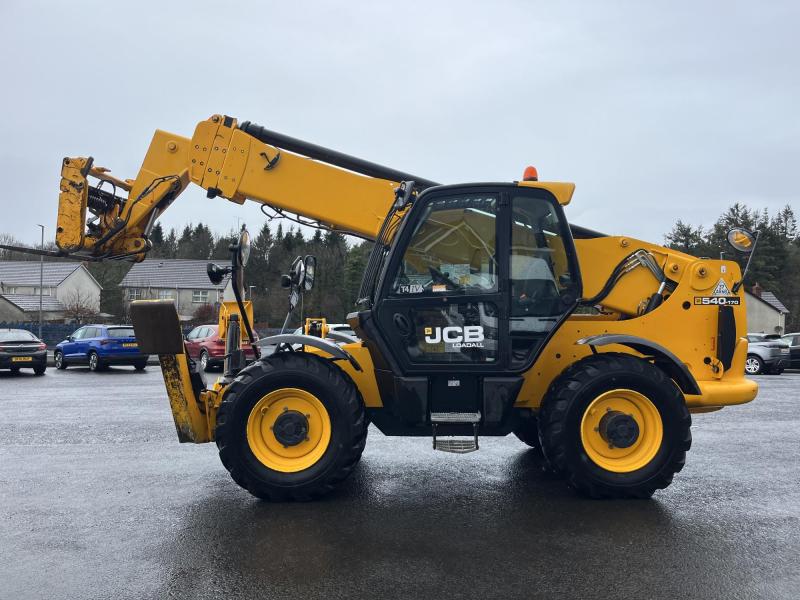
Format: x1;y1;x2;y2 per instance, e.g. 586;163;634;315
9;114;759;499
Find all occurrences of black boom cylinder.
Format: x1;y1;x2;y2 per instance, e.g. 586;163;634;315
239;120;440;189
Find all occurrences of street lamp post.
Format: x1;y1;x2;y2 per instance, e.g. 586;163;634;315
37;224;44;339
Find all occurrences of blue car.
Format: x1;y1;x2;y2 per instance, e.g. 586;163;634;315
54;325;149;371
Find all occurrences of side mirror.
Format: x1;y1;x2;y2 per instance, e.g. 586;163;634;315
727;228;759;293
290;256;305;286
280;274;292;289
207;262;231;285
303;255;317;291
727;228;756;253
67;336;74;342
237;228;251;267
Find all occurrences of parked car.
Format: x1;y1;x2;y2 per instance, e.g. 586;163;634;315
184;324;258;372
780;332;800;368
54;325;149;371
0;328;47;375
745;333;790;375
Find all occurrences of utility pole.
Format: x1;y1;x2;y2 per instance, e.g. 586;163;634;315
37;224;44;339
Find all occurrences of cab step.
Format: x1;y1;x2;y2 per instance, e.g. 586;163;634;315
431;412;480;454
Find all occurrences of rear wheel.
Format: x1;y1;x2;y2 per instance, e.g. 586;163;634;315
10;366;20;374
745;355;763;375
54;351;67;370
539;353;691;499
215;352;368;501
134;360;147;371
33;366;46;376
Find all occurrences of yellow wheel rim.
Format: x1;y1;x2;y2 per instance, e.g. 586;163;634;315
246;388;332;473
580;389;663;473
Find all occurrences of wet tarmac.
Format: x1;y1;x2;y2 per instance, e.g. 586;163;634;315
1;366;799;599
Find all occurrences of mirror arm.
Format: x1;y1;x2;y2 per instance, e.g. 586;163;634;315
732;230;760;293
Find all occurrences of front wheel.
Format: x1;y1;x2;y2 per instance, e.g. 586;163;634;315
215;352;368;501
745;355;763;375
199;350;211;372
54;351;67;370
539;353;691;499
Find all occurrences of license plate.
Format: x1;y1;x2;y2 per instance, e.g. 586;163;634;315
781;348;790;354
122;343;138;348
12;356;33;362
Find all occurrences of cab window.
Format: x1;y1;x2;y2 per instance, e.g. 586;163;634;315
391;195;498;296
509;194;576;363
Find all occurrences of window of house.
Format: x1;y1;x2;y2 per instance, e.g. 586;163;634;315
128;288;144;301
192;290;209;304
5;287;16;294
33;287;51;296
158;289;174;300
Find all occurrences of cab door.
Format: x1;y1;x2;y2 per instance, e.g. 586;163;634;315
63;327;86;360
373;185;580;414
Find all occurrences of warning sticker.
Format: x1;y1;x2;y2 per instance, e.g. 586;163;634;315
712;278;732;296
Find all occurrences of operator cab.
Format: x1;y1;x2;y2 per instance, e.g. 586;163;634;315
351;183;582;448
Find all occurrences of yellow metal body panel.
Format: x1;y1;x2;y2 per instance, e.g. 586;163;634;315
159;354;209;443
515;235;756;410
218;300;254;343
517;180;575;205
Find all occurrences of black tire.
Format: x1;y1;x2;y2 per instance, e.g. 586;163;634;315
88;351;104;372
54;351;67;370
199;350;212;373
744;355;763;375
512;415;543;454
134;360;147;371
215;352;368;501
10;366;20;374
33;366;46;376
539;353;691;499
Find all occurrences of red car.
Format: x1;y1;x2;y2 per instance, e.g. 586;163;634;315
184;324;258;372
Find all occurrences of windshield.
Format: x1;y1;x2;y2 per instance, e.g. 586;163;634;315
0;329;38;342
746;335;764;342
391;195;498;296
108;327;136;338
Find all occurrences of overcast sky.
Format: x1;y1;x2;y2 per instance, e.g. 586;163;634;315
0;0;797;246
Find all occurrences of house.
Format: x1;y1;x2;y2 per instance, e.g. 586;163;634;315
119;259;233;321
0;261;102;322
746;283;789;335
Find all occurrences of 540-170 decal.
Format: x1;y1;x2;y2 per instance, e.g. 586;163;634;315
694;296;741;306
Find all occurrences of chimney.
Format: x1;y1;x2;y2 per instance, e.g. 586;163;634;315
751;282;763;298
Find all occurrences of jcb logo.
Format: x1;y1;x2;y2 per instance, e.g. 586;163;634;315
424;325;485;348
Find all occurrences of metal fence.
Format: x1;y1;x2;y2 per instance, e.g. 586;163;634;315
2;321;286;347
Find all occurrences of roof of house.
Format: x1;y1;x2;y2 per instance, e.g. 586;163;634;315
759;291;789;314
0;293;66;312
119;259;230;291
746;290;790;315
0;261;89;287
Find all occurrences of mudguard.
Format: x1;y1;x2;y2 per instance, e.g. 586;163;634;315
577;334;701;395
255;334;363;372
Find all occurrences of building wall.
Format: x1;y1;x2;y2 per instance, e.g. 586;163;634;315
746;292;786;334
122;286;226;318
0;285;55;296
56;268;101;311
0;298;25;321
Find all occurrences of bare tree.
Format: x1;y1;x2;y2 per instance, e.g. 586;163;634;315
63;289;100;323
